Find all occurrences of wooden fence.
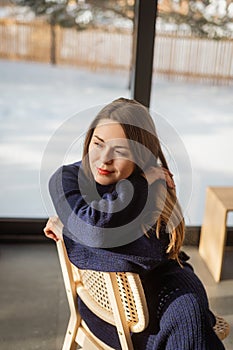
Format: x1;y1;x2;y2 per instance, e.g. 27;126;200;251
154;32;233;84
0;19;232;85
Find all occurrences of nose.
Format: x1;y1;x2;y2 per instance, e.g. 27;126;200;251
100;148;113;165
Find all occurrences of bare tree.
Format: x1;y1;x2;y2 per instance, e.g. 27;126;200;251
158;0;233;38
12;0;233;38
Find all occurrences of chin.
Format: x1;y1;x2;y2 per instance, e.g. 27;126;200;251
95;176;114;186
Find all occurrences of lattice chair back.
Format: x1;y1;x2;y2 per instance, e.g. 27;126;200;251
77;269;149;332
56;239;149;350
56;239;230;350
214;315;230;341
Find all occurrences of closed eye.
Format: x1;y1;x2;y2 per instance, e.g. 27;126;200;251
94;142;103;148
114;149;128;157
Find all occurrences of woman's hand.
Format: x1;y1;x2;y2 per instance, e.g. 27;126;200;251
143;166;175;189
43;216;63;242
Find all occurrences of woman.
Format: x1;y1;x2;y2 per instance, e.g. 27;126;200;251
44;98;225;349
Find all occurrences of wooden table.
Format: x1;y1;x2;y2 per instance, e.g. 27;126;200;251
199;187;233;282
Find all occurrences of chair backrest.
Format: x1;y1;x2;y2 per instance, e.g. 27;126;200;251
214;315;230;341
56;239;149;350
77;269;149;332
56;239;230;349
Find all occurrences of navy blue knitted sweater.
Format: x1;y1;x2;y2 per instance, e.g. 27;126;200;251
49;161;225;350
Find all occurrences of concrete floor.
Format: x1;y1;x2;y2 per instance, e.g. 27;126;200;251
0;243;232;350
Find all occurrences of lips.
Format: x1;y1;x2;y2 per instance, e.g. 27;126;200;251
97;168;114;175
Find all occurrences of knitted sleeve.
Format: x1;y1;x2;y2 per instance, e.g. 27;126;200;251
156;293;225;350
49;162;149;247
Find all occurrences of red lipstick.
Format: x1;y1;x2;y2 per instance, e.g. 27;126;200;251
97;168;113;175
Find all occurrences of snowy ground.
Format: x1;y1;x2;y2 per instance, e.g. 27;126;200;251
0;59;232;225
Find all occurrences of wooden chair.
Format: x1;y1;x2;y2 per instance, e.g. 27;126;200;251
213;315;230;341
56;239;230;350
56;239;149;350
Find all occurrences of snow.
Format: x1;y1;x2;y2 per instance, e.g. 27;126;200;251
0;59;233;226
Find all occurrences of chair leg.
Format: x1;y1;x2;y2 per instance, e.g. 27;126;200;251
56;240;81;349
62;314;79;350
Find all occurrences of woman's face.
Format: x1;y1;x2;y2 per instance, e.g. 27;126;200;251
88;120;135;185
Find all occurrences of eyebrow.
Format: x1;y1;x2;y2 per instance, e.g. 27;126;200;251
93;134;130;150
93;135;104;142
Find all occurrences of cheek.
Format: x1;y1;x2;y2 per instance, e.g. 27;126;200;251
119;160;134;176
88;146;98;163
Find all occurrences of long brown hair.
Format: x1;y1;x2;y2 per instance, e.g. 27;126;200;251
82;98;185;261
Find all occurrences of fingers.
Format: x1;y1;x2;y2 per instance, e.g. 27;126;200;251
43;216;63;241
143;166;164;185
50;216;63;230
144;166;176;188
143;166;176;189
162;168;175;189
165;173;176;189
44;228;59;242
